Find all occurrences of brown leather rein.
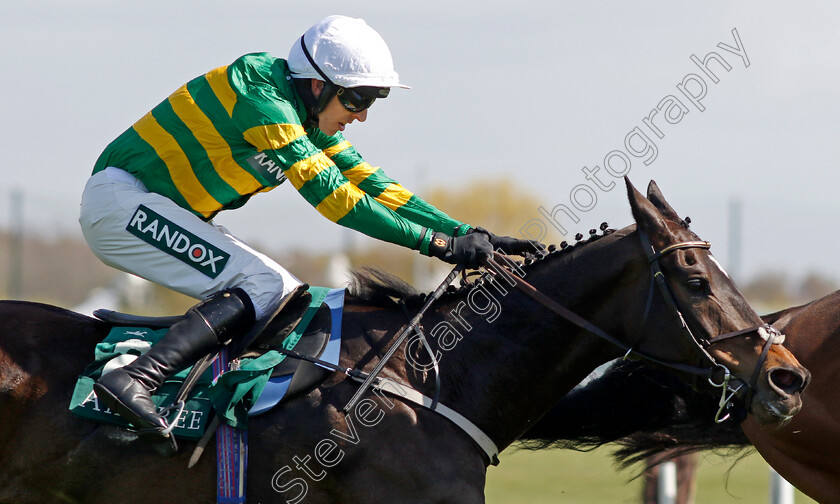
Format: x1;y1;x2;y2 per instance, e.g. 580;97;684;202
483;232;783;423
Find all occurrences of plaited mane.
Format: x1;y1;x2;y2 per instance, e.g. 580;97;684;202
345;223;616;308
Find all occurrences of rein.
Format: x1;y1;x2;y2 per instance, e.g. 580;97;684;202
483;255;719;377
327;230;782;465
635;230;782;421
484;230;783;424
343;264;464;414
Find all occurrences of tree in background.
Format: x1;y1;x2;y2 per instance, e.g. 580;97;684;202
424;178;545;239
340;178;548;290
741;270;838;312
5;178;837;316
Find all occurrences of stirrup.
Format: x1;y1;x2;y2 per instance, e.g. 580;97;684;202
136;401;186;457
138;426;179;457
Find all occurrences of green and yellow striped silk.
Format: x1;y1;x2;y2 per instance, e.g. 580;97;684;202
93;53;468;254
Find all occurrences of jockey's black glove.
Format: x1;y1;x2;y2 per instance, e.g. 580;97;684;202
428;232;493;268
469;227;546;257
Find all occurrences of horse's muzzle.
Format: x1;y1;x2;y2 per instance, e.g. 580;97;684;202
750;365;810;424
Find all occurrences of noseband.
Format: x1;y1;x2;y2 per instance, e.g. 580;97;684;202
635;230;782;422
484;231;785;423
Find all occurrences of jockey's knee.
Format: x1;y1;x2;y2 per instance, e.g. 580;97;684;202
233;271;304;321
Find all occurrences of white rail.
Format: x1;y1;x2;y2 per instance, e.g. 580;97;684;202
655;463;796;504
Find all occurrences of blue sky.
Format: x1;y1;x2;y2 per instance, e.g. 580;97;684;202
3;1;840;283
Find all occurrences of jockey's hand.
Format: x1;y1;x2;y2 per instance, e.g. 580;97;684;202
470;227;546;257
428;232;493;268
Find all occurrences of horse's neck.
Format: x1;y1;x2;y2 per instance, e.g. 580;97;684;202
783;290;840;366
428;230;639;449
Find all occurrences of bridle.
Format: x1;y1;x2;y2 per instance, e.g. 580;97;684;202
330;231;785;467
635;230;784;421
483;231;785;423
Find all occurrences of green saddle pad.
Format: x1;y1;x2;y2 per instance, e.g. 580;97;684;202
69;286;331;438
68;326;214;439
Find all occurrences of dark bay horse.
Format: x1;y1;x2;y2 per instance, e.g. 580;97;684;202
522;290;840;503
0;179;809;504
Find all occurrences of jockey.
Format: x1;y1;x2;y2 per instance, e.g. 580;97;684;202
79;15;538;444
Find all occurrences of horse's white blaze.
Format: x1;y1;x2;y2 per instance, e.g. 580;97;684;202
708;255;732;280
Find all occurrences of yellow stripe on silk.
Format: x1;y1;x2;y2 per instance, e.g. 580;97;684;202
374;183;414;211
285;153;334;190
205;65;237;117
341;162;414;211
132;112;220;218
242;124;306;151
341;162;379;185
168;85;262;196
322;141;352;158
315;181;366;222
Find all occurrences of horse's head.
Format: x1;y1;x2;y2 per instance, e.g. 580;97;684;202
624;178;809;425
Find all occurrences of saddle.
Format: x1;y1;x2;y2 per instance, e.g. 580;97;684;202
77;287;340;436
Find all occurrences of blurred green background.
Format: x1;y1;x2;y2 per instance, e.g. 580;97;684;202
486;447;816;504
2;180;828;504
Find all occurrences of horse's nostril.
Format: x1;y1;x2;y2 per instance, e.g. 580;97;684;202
769;368;807;394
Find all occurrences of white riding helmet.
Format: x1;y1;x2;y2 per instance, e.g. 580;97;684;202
288;15;410;90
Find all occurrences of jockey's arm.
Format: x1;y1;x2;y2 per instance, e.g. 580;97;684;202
261;128;470;257
315;134;472;238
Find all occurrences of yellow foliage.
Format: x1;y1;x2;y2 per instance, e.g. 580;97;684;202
423;178;543;237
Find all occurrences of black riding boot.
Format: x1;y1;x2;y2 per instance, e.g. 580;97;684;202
94;290;252;441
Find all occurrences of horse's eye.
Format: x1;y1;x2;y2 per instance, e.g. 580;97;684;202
687;278;706;292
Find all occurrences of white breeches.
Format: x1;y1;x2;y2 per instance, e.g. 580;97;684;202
79;167;302;319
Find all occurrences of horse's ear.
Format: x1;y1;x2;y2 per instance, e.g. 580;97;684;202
646;180;682;223
626;177;667;236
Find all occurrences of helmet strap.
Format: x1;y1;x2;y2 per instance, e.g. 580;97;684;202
295;35;342;128
299;35;336;86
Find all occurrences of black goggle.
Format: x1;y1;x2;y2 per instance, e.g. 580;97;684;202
299;35;390;113
336;86;390;113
